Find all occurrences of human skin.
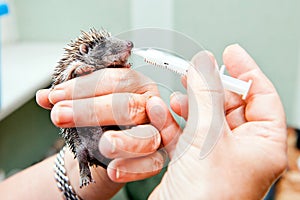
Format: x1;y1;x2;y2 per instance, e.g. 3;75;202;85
0;68;168;200
147;44;287;199
0;44;286;200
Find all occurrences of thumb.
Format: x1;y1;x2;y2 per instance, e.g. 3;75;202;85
184;51;226;158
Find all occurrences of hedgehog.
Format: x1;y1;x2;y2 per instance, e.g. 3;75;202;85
51;28;134;187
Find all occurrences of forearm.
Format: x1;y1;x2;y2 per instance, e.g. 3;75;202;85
0;155;61;200
0;149;124;200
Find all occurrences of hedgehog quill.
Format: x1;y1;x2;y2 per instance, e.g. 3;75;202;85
51;28;133;187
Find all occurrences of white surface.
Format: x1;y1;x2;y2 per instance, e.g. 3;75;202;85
0;42;65;121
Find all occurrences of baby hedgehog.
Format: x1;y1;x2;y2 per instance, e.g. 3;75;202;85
52;28;133;187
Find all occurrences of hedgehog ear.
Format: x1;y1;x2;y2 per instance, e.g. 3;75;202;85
79;44;89;54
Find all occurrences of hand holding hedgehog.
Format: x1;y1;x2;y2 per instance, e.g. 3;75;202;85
36;67;171;199
47;28;171;186
35;28;172;199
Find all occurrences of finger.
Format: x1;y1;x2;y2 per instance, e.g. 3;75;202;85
225;104;246;130
36;89;52;109
183;51;225;158
146;96;182;158
181;75;187;89
170;92;188;120
50;93;148;128
107;150;166;182
224;90;246;130
99;125;161;159
49;68;159;104
187;51;224;124
223;44;276;96
223;44;285;126
224;89;244;113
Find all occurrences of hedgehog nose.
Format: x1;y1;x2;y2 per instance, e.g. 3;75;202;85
127;41;134;49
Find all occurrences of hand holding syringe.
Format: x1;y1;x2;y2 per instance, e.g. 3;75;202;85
132;48;252;100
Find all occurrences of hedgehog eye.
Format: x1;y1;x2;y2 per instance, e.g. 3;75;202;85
79;44;89;54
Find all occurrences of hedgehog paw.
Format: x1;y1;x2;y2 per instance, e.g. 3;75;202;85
74;65;95;76
79;176;95;188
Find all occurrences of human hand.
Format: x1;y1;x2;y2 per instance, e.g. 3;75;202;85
36;68;168;199
147;44;287;199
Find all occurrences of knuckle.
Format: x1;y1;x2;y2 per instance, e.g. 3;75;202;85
151;130;161;150
99;131;118;158
127;94;147;124
150;153;164;171
115;70;159;95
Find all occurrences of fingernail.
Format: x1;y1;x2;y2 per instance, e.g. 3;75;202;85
170;91;183;100
116;168;120;179
191;51;216;75
99;133;119;158
36;89;53;109
231;43;240;47
51;106;74;125
111;138;116;154
36;89;43;96
224;43;241;55
49;90;66;104
169;92;177;99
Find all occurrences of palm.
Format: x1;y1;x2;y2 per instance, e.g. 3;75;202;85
228;91;287;182
149;45;287;199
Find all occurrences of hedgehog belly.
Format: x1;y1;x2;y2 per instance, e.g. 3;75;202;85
61;126;111;168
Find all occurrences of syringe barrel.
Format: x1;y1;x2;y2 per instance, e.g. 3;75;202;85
221;74;251;99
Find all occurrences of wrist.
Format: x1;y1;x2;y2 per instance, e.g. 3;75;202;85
64;148;124;200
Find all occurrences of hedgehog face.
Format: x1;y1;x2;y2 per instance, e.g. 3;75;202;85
79;37;133;69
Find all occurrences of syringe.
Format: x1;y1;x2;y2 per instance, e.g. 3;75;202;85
132;48;252;100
